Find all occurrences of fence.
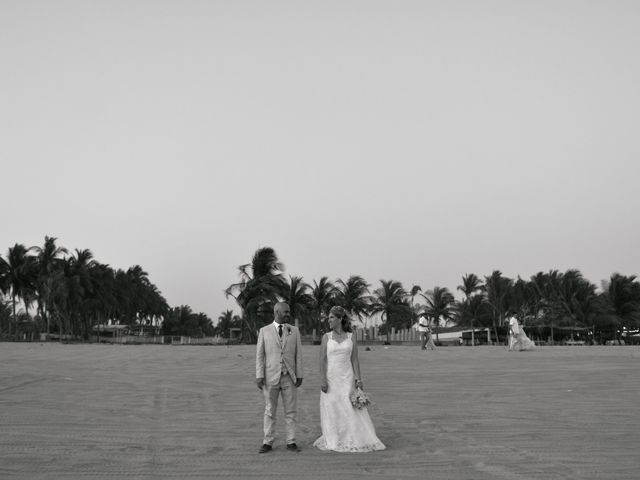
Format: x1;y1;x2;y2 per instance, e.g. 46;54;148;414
305;326;458;344
100;335;227;345
37;329;459;346
35;335;227;345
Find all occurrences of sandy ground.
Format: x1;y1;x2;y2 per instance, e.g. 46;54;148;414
1;343;639;480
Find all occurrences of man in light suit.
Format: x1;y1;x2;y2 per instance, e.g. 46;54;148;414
417;318;429;350
256;302;303;453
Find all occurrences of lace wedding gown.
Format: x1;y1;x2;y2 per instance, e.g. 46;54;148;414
313;332;385;452
509;317;536;351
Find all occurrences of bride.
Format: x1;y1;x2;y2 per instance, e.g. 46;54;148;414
313;306;385;452
508;316;536;351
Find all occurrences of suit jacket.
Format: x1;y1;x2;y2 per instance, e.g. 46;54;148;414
256;323;303;386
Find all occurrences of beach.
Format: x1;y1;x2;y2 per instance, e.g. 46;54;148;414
1;343;639;480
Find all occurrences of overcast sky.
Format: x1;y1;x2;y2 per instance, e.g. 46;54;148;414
2;1;639;322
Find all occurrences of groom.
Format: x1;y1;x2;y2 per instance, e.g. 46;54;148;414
256;302;303;453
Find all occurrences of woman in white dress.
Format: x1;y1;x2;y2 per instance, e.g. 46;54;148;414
508;316;536;351
313;306;385;452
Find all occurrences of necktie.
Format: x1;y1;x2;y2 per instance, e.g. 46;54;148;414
278;325;283;338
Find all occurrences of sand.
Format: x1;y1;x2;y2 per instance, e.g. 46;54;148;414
1;343;639;480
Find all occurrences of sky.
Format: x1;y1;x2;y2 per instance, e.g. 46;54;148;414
2;1;639;322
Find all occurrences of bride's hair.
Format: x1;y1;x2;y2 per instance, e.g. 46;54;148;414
329;305;352;332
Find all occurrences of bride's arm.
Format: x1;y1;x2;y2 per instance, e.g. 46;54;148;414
350;333;363;388
319;333;328;393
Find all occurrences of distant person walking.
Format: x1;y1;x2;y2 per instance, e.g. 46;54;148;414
417;319;430;350
424;326;436;350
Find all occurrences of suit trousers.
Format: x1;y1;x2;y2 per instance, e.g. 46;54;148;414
262;373;297;445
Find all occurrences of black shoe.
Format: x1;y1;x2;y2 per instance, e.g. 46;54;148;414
286;443;301;452
259;444;272;453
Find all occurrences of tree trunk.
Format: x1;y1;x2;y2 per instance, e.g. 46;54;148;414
11;294;16;336
384;313;391;344
241;315;258;344
40;303;49;336
471;318;475;346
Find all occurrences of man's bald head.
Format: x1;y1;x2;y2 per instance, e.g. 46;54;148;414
274;302;291;324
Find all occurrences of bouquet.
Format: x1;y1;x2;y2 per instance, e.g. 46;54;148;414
349;386;371;410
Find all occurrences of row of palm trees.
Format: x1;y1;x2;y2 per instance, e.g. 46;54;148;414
225;247;640;344
456;270;640;343
162;305;216;338
0;236;196;340
4;240;638;344
224;247;413;342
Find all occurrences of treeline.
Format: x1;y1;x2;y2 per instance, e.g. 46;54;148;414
4;240;639;344
225;247;640;344
0;236;214;340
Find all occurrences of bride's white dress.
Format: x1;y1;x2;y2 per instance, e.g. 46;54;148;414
313;332;385;452
509;317;536;351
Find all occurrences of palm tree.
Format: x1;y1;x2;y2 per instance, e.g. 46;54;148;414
195;312;215;337
0;253;11;334
214;310;242;338
1;244;37;335
162;305;195;336
125;265;150;328
568;279;603;343
310;276;336;335
283;275;314;332
421;286;455;343
111;265;167;332
334;275;372;325
0;299;11;335
531;270;565;323
529;270;593;343
216;309;234;330
370;280;412;343
0;254;8;333
64;249;97;338
225;247;288;343
33;236;68;335
457;274;483;345
409;285;422;325
553;270;600;329
483;270;513;343
142;282;169;331
457;293;492;326
0;253;9;296
457;273;483;299
161;306;211;337
508;277;533;320
86;262;117;341
604;273;640;343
